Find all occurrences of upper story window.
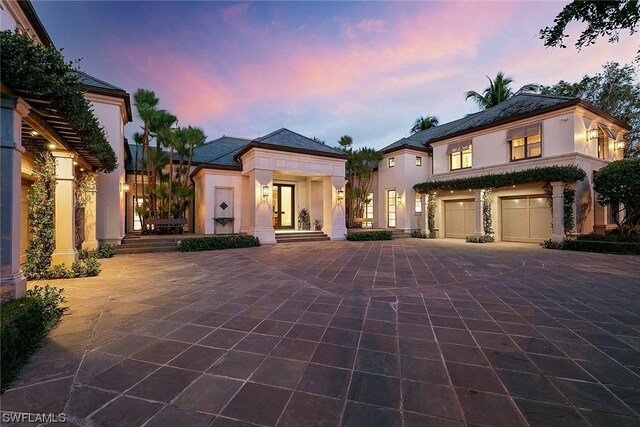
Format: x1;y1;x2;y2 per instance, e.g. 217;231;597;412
388;157;395;168
508;123;541;161
448;141;472;171
416;156;422;166
595;124;616;159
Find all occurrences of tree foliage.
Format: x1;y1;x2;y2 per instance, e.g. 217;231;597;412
337;136;383;228
410;115;439;135
540;0;640;60
132;89;206;232
593;158;640;231
0;30;116;171
465;71;539;110
540;62;640;157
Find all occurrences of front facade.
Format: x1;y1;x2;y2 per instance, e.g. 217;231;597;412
375;94;629;242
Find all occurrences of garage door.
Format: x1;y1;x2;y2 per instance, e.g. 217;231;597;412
502;196;552;243
445;200;475;238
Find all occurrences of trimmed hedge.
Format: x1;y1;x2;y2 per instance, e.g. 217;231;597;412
465;235;495;243
562;239;640;254
1;285;65;392
178;235;260;252
346;231;393;241
414;165;586;193
576;232;640;243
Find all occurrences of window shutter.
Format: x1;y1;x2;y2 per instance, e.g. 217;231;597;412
507;123;541;141
506;128;524;140
523;123;541;138
598;124;616;140
446;140;472;153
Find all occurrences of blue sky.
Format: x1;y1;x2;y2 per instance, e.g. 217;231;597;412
33;1;639;149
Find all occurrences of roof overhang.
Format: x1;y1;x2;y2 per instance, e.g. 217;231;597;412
234;141;349;161
16;0;53;47
83;86;133;122
381;143;431;155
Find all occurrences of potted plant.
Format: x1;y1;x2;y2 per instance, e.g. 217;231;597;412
313;218;322;231
298;208;311;230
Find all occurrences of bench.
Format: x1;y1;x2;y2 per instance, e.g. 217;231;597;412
142;218;187;233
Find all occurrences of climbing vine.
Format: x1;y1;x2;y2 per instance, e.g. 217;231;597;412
427;194;437;238
74;172;93;250
24;153;56;279
482;190;494;237
543;184;576;235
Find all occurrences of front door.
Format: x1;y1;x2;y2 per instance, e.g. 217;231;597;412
273;184;294;229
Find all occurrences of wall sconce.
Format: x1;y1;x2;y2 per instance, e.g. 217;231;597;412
262;185;270;199
337;189;345;202
120;183;130;193
47;143;56;150
396;194;403;206
617;140;625;150
587;128;598;141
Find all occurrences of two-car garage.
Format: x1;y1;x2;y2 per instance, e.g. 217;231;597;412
443;195;552;243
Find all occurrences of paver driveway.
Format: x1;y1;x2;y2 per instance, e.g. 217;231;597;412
2;239;640;426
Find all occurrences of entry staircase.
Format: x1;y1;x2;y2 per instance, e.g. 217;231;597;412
275;231;330;243
116;234;178;254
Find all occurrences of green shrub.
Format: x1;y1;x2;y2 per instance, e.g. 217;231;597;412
38;258;101;280
1;285;65;392
411;231;428;239
80;244;116;260
576;232;640;243
541;239;564;249
562;239;640;254
346;231;393;241
465;235;495;243
178;235;260;252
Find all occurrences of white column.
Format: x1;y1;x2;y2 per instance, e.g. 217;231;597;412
248;169;275;244
474;189;483;237
82;173;99;250
51;151;78;266
420;194;427;234
322;176;347;240
550;181;565;242
0;96;29;299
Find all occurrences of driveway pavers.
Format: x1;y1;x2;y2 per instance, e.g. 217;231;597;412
1;239;640;426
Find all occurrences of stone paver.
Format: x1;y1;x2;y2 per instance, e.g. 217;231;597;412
1;239;640;426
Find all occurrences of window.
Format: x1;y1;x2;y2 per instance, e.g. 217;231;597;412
364;193;374;228
387;189;396;228
609;203;619;225
508;123;541;161
597;128;607;159
388;157;395;168
449;143;472;170
416;156;422;166
415;193;422;213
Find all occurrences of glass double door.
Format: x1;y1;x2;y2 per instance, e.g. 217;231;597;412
273;184;294;229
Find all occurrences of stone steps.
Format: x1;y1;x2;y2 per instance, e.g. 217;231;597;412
276;232;330;243
116;237;178;254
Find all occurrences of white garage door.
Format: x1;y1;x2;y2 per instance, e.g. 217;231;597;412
445;200;475;238
502;196;552;243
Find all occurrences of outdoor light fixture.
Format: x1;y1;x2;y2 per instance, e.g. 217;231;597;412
262;185;270;199
617;140;625;150
396;194;402;205
120;183;130;193
30;130;39;136
337;189;345;202
587;128;598;141
47;143;56;150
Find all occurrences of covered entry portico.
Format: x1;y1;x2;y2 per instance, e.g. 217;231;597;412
240;146;348;244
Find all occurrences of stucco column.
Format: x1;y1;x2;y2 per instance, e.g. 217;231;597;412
51;151;78;266
473;189;483;237
82;172;99;250
550;181;565;242
248;169;275;244
0;96;29;300
420;194;427;234
322;176;347;240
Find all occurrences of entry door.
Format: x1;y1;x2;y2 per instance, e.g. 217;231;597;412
273;184;294;229
387;189;396;228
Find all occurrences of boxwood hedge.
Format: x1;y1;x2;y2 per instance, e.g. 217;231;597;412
346;231;393;241
178;235;260;252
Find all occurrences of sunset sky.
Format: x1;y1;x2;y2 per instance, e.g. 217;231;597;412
33;1;639;149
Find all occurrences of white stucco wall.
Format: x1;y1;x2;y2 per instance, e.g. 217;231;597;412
376;149;428;230
90;94;127;244
193;170;244;235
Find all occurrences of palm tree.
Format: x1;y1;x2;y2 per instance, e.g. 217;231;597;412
465;72;539;110
410;115;439;135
